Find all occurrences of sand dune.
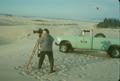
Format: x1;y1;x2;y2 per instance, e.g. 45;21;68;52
0;16;119;81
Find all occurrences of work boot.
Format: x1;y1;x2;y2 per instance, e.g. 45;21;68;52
49;69;56;73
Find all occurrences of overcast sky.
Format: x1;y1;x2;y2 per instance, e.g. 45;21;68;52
0;0;119;20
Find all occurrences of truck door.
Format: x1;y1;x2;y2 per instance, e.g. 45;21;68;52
77;30;92;49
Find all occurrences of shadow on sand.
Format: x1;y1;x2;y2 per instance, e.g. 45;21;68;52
67;49;110;58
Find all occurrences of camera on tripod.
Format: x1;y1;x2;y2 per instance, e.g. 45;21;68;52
33;28;43;34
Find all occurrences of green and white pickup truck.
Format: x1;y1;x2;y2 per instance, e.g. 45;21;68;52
55;29;120;58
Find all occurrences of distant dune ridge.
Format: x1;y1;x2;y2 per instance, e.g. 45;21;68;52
0;15;34;25
0;15;96;26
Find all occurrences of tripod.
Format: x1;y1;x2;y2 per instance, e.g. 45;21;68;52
25;40;40;70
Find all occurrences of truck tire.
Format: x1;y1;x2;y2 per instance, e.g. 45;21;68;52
108;46;120;58
59;44;69;53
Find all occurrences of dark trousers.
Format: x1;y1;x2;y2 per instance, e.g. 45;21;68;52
39;51;54;71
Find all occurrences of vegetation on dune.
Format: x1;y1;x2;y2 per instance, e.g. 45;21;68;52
0;13;13;17
97;18;120;28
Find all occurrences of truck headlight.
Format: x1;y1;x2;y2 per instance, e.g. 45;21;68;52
55;37;61;45
57;37;61;42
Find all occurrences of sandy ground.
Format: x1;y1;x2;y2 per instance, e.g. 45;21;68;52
0;16;120;81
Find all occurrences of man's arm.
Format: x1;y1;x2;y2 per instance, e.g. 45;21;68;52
50;35;54;42
39;36;45;44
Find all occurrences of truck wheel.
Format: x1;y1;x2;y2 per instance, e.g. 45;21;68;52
69;48;74;52
108;47;120;58
59;44;68;53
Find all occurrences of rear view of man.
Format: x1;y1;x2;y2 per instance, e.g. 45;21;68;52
38;28;55;73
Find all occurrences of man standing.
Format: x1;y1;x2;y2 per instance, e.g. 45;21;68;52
38;28;55;73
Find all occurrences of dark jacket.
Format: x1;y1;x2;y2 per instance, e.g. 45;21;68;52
38;34;54;51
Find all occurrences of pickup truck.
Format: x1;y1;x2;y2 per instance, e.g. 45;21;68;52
55;29;120;58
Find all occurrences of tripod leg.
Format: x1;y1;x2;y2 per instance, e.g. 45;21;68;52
25;40;39;70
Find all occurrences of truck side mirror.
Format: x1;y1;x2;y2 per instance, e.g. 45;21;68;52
84;30;90;32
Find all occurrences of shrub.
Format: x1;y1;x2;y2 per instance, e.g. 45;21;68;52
97;18;120;28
